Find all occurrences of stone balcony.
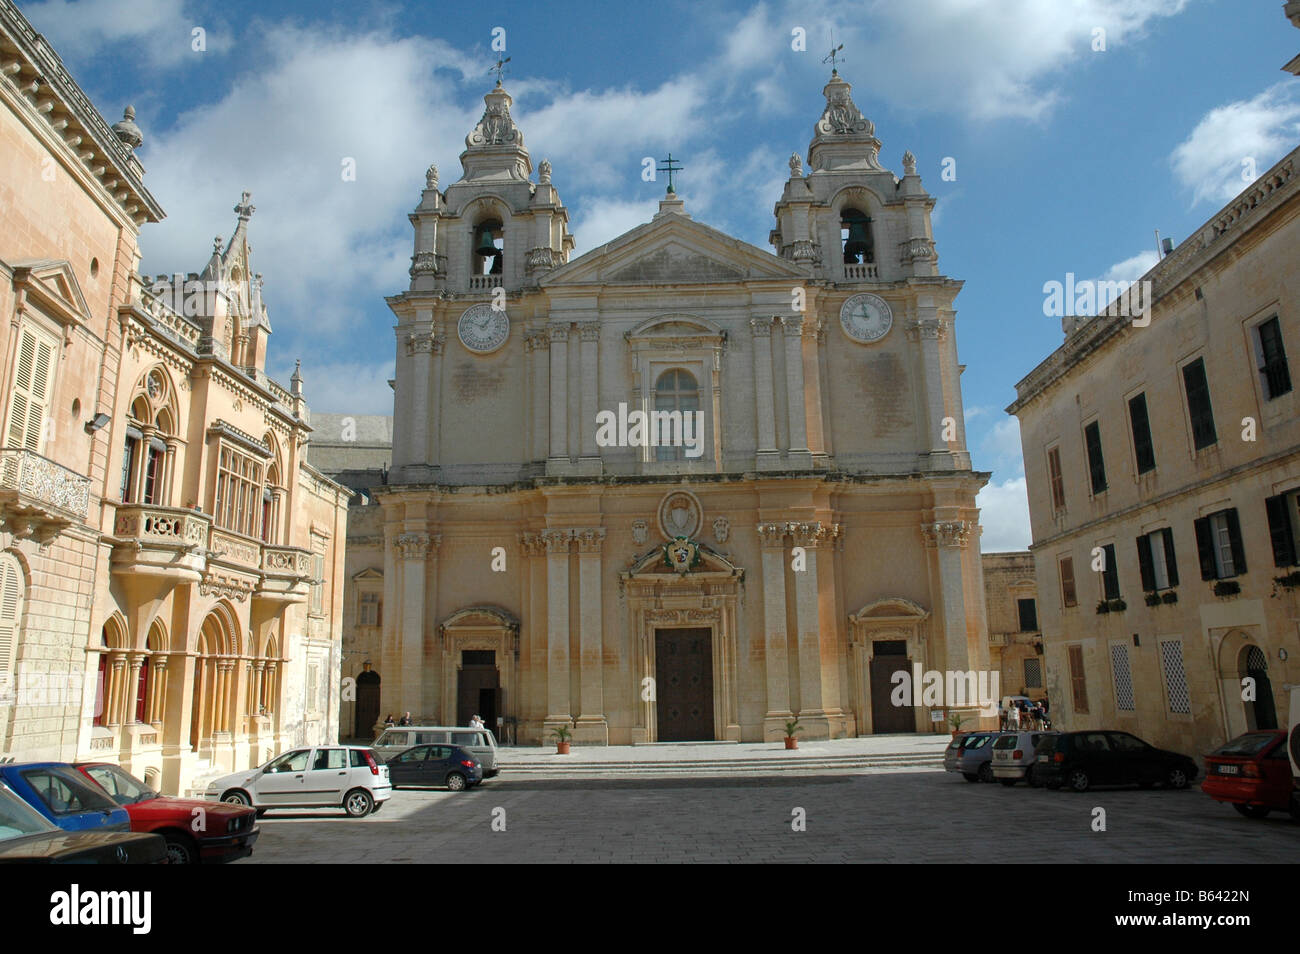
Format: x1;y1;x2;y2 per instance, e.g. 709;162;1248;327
0;447;92;542
111;505;210;582
257;544;313;604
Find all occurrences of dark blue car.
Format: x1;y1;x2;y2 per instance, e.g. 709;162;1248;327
0;762;131;832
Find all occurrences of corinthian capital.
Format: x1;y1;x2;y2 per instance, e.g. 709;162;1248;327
541;528;573;554
574;527;606;553
921;520;976;548
786;521;835;548
756;522;786;548
394;531;435;560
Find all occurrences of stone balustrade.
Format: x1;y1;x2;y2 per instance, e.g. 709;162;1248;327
113;504;210;547
0;446;91;521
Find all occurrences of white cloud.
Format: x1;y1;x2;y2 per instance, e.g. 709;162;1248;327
288;357;395;417
976;416;1024;477
1171;81;1300;206
24;0;231;67
569;197;661;255
977;476;1032;552
1099;250;1159;284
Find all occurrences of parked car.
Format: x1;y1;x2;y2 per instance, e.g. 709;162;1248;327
0;780;166;865
991;731;1058;786
0;762;130;832
387;744;484;791
74;762;258;864
204;745;391;818
1200;730;1295;820
1034;730;1198;793
944;731;1004;782
373;726;500;777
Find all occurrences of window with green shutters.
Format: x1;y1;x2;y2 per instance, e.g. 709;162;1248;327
1194;508;1246;580
1264;492;1300;567
1182;358;1217;450
1101;543;1120;600
1254;316;1292;400
1084;420;1107;494
1136;528;1179;591
1128;392;1155;474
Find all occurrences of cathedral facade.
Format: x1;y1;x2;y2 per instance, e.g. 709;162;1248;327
349;71;992;744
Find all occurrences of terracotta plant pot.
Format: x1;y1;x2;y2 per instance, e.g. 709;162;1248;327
555;741;570;755
784;737;798;750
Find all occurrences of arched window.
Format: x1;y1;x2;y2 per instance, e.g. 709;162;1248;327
840;208;874;264
0;553;25;696
121;371;176;505
654;369;700;462
472;218;504;276
261;435;284;544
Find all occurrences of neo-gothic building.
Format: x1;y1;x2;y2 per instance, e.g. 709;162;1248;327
345;71;992;744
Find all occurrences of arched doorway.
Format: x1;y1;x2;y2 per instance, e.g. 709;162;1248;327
190;605;238;752
355;666;381;739
1240;645;1278;731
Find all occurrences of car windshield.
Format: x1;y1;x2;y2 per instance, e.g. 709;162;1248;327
1211;732;1277;757
0;782;59;841
83;765;157;805
21;767;121;815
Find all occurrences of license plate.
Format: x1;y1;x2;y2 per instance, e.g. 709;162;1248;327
995;752;1008;760
1037;755;1048;763
1216;764;1239;775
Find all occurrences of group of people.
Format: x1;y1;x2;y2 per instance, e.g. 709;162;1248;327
1000;697;1050;731
383;712;486;729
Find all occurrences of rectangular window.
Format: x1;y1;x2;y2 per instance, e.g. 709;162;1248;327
1084;421;1107;494
1047;446;1066;511
213;444;264;537
1255;316;1292;400
5;325;58;452
1182;358;1217;450
1022;657;1042;689
1128;392;1156;474
1265;491;1300;567
306;664;318;713
310;535;327;617
359;591;381;626
121;433;139;503
1136;528;1179;591
1101;543;1120;600
1159;639;1191;715
1059;556;1077;607
1109;643;1135;712
1195;508;1246;580
1067;645;1089;714
1016;598;1038;632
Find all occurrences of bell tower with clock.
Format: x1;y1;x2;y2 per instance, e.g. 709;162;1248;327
389;78;576;483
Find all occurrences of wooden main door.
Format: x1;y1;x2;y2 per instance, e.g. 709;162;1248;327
655;627;714;741
869;641;915;733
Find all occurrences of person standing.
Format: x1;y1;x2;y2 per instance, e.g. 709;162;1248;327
399;711;412;726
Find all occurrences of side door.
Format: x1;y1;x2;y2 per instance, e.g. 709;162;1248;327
388;746;431;787
428;746;453;786
1077;733;1114;783
255;749;312;804
306;748;351;805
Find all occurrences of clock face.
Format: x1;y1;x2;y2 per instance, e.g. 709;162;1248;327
457;303;510;354
839;293;893;344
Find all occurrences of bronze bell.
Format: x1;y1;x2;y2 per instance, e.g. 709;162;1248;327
842;219;873;264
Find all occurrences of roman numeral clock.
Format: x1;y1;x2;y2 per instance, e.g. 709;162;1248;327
458;303;510;354
839;293;893;343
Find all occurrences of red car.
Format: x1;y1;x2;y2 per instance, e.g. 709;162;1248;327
75;762;259;864
1201;730;1297;820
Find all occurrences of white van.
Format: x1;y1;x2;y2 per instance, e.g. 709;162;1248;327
373;726;499;777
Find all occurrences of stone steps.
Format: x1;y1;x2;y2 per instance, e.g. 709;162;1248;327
498;752;943;777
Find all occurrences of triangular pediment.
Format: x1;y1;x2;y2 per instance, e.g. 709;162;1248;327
7;259;91;326
542;212;806;287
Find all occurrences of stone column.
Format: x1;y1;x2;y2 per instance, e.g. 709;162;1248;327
404;331;432;467
428;332;447;469
909;300;953;469
788;522;844;737
574;528;607;742
578;323;600;470
125;654;145;723
751;317;779;469
519;532;547;737
147;657;167;724
757;523;793;738
107;656;126;726
542;529;573;726
780;317;811;466
547;323;569;463
131;426;155;503
801;319;827;460
162;440;178;506
395;531;436;720
924;520;975;675
526;333;550;462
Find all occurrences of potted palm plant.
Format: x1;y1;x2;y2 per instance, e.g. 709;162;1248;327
552;724;572;755
783;719;801;750
948;711;966;738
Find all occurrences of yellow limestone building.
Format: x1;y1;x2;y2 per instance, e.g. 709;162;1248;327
357;71;992;744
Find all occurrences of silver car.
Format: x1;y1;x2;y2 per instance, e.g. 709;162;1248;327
991;731;1058;786
205;745;392;817
373;726;500;777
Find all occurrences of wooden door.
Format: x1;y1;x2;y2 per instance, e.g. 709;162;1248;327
655;628;714;741
869;650;915;734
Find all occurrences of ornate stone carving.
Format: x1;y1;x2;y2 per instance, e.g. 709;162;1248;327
467;85;521;147
756;522;786;548
750;316;774;337
922;521;976;548
405;331;436;355
712;516;730;544
906;319;947;342
425;164;439;189
546;323;571;342
517;531;544;557
631;519;649;546
657;490;702;541
789;239;821;263
0;448;91;519
538;158;552;183
780;315;804;337
526;247;557;273
818;77;873;137
541;528;572;554
900;237;937;265
394;532;434;560
409;251;438;277
574;528;606;554
199;572;254;602
788;152;803;177
902;150;917;176
786;521;834;548
578;322;600;342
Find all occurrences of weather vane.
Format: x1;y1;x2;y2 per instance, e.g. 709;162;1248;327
489;56;511;85
823;32;844;74
657;153;684;194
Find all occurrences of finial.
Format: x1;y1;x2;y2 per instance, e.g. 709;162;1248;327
789;152;804;178
902;151;917;176
111;105;143;151
538;158;552;184
234;191;255;220
290;359;303;395
656;153;684;194
489;56;511;86
822;34;844;76
212;236;223;253
425;164;439;189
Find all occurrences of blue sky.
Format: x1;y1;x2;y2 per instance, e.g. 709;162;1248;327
23;0;1300;550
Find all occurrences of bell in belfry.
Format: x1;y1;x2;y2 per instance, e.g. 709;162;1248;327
473;221;503;275
841;210;873;264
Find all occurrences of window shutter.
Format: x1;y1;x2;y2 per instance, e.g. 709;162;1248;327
1224;508;1247;575
0;555;23;679
1136;535;1155;592
1194;517;1216;580
1265;495;1297;567
1161;528;1179;586
6;329;55;451
1102;543;1120;600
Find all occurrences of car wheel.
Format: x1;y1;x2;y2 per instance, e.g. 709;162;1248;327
447;773;467;792
1165;767;1189;790
962;772;979;783
221;790;251;806
369;801;383;814
1232;803;1269;819
977;763;994;783
163;834;199;865
1068;769;1090;792
999;778;1017;787
343;789;374;817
